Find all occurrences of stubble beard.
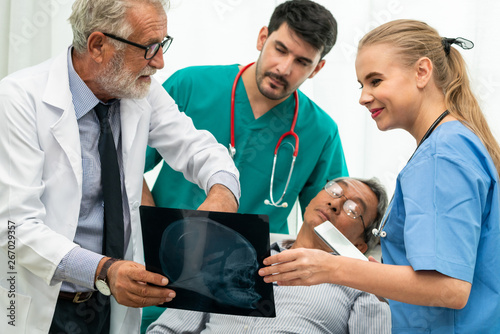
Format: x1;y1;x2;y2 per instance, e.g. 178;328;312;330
254;58;292;101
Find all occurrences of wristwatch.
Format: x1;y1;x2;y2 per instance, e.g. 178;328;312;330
95;258;120;296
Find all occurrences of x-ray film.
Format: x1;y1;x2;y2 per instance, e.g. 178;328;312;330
140;206;276;317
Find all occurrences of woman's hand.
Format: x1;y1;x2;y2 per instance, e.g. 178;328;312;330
258;248;339;286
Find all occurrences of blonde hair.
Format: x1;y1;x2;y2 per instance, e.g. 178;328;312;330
358;19;500;177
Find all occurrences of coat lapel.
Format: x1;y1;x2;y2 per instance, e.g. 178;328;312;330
120;98;144;173
44;52;83;187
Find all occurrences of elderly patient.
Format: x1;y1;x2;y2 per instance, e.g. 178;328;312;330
147;177;391;334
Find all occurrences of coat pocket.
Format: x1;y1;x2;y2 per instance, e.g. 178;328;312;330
0;283;32;334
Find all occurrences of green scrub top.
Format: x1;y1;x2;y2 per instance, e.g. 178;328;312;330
145;64;348;234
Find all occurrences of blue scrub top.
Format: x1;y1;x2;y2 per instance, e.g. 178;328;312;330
144;64;348;234
381;121;500;333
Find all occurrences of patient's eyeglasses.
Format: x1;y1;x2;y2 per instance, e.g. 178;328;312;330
324;180;366;230
103;33;173;60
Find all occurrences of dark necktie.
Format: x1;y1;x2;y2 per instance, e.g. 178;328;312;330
95;103;124;259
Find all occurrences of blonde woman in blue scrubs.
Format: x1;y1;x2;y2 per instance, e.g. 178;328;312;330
260;19;500;333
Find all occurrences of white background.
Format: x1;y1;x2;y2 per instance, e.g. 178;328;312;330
2;0;499;232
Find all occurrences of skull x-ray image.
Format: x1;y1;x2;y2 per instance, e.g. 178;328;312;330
140;206;276;317
160;217;261;309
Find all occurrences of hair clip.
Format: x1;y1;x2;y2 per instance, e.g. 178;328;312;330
442;37;474;56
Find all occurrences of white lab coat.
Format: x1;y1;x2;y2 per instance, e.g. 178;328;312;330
0;51;239;334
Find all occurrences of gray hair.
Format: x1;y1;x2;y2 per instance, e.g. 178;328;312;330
69;0;168;54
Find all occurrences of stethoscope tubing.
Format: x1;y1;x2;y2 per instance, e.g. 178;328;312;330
372;110;450;238
229;62;300;208
229;62;254;157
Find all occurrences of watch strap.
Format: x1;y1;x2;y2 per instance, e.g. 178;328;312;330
97;257;120;282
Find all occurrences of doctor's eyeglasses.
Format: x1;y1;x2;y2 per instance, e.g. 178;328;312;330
103;33;173;60
324;181;366;230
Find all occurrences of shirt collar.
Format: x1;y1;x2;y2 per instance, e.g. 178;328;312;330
67;46;103;120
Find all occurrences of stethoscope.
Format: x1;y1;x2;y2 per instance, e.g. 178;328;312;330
229;62;299;208
372;110;450;238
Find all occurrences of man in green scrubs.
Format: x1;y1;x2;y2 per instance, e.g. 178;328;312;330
141;0;348;331
144;0;347;233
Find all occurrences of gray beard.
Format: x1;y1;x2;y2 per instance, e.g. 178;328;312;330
96;52;156;100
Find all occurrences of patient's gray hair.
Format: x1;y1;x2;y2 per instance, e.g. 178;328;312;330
69;0;168;54
337;177;388;251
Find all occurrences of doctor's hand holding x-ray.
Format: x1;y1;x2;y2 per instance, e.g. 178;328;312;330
142;180;238;213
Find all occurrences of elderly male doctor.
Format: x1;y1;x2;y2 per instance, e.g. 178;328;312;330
0;0;239;333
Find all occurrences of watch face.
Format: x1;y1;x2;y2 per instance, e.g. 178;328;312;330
96;279;111;296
